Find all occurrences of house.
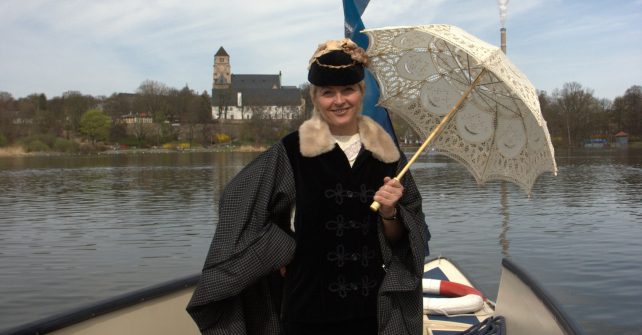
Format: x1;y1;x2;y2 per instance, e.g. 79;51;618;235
210;47;304;121
614;131;629;148
120;112;153;124
0;110;33;125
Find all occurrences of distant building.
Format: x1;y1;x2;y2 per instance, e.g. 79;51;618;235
6;110;33;125
211;47;304;121
615;131;629;148
120;112;152;124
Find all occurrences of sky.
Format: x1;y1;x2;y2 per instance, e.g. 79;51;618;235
1;0;640;101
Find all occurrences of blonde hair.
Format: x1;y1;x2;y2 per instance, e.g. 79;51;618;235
309;81;365;99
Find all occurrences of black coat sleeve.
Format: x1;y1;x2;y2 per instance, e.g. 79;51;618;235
186;143;296;335
377;153;430;335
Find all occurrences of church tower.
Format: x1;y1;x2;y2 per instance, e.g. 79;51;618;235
213;47;231;89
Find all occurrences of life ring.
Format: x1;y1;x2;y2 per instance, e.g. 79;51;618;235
422;278;485;315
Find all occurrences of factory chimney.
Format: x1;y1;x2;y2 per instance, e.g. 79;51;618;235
500;27;507;54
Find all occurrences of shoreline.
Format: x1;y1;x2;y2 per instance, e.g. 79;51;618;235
1;142;640;158
0;146;28;157
0;144;268;158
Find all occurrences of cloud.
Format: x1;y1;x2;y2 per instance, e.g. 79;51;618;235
0;0;639;100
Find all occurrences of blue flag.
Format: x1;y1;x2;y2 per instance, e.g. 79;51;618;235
344;1;430;256
343;0;398;143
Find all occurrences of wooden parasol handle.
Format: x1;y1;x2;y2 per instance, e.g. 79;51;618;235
370;69;487;212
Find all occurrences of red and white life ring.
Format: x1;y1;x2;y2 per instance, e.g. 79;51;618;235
422;278;486;315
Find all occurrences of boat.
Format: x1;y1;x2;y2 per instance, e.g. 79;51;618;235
422;257;585;335
1;257;585;335
1;275;202;335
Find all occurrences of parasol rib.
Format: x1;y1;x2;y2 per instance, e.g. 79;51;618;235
370;68;488;212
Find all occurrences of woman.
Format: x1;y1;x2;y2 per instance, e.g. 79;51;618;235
187;39;429;335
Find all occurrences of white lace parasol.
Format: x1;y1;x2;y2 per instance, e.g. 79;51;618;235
363;24;557;195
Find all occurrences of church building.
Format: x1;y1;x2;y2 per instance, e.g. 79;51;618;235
211;47;304;121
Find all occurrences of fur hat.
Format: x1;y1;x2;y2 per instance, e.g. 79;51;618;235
308;39;368;86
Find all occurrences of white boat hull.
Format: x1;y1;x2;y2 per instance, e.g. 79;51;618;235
3;258;584;335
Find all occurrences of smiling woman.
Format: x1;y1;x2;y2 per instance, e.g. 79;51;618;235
185;38;429;335
311;84;364;136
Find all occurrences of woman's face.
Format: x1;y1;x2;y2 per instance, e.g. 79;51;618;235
313;83;363;136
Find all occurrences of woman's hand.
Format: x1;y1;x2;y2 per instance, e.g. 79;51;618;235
374;177;405;242
374;177;403;218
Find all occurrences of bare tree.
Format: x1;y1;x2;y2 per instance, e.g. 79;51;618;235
104;93;134;119
554;82;599;147
612;85;642;136
135;80;170;122
59;91;97;136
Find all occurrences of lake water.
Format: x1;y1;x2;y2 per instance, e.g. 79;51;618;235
0;149;640;334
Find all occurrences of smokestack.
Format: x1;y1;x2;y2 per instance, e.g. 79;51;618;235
500;28;507;54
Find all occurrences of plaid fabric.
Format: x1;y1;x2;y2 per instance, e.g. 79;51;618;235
187;143;296;334
377;152;428;335
187;139;429;335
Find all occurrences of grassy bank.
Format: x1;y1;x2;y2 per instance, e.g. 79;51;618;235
0;146;28;157
0;143;267;157
98;144;267;155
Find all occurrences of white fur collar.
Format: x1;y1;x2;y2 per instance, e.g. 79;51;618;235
298;114;399;163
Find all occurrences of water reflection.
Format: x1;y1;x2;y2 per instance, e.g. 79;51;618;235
0;152;260;331
499;181;510;257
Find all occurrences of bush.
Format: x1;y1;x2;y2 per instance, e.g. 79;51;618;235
38;134;57;147
118;136;145;148
213;133;231;143
23;139;50;152
161;142;192;150
19;134;57;148
52;138;79;153
0;133;7;147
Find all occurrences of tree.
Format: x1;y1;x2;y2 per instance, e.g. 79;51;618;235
104;93;134;119
135;80;170;123
196;91;213;124
298;83;313;121
212;89;232;120
0;92;16;141
47;96;68;137
612;85;642;136
131;117;149;147
37;94;47;112
60;91;97;136
554;82;600;147
80;108;111;143
0;91;13;109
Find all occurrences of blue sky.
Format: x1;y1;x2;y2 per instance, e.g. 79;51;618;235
1;0;640;100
